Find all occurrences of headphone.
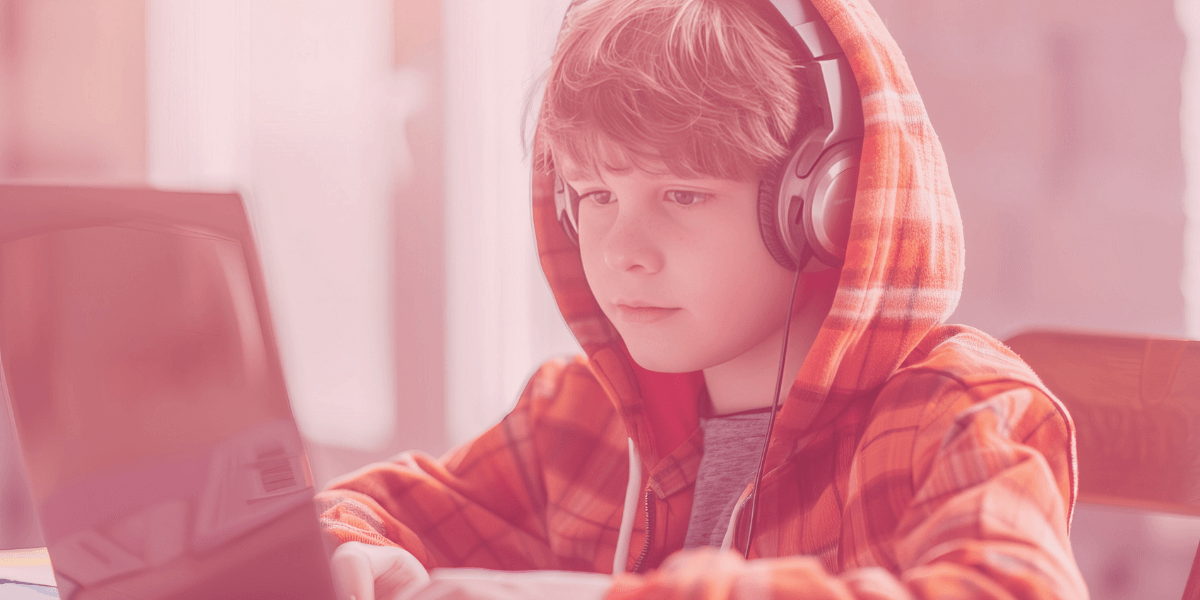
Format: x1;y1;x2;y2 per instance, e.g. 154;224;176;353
553;0;864;272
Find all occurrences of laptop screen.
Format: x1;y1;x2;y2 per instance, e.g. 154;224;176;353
0;185;337;599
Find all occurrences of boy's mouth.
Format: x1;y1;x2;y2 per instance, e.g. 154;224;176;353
613;304;681;324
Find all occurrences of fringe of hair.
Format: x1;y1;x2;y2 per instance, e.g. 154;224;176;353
533;0;820;181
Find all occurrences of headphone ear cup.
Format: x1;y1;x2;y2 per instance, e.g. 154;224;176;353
801;141;861;269
757;179;798;270
554;175;580;245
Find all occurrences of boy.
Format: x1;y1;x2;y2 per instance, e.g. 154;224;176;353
318;0;1089;598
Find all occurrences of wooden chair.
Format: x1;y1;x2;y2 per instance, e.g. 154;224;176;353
1005;330;1200;600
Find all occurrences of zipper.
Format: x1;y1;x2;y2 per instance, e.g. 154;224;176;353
631;488;655;573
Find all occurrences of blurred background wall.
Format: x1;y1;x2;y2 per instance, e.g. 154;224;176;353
1;1;1198;598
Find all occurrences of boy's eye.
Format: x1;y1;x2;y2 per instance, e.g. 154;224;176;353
582;191;614;206
666;190;709;206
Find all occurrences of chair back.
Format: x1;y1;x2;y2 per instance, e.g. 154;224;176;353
1005;330;1200;600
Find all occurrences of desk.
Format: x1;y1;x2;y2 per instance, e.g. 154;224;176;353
0;548;57;597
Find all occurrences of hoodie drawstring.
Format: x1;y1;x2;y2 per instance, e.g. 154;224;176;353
720;485;754;553
612;437;641;575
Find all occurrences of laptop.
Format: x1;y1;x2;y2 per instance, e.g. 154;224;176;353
0;184;339;599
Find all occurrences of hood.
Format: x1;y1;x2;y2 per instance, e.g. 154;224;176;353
531;0;963;472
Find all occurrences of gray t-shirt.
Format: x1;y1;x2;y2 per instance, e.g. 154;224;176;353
683;411;771;548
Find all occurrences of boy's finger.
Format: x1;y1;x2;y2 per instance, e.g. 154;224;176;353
330;543;377;600
355;543;430;600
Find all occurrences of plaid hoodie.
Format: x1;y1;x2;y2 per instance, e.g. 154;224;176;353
316;0;1089;597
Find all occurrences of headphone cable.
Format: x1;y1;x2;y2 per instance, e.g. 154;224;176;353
742;266;804;558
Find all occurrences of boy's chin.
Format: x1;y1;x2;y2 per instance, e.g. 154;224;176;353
623;343;709;374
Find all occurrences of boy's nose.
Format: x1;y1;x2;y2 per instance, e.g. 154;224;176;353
602;210;664;274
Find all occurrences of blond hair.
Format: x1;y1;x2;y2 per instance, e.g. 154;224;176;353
533;0;819;181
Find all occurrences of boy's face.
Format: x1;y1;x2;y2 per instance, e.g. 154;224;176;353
563;153;800;374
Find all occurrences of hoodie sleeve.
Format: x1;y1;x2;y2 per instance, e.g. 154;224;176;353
313;358;570;571
605;380;1089;600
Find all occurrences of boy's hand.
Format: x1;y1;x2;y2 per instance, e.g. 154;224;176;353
331;541;431;600
404;569;611;600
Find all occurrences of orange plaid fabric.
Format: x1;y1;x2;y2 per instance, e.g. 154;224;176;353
316;0;1088;597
